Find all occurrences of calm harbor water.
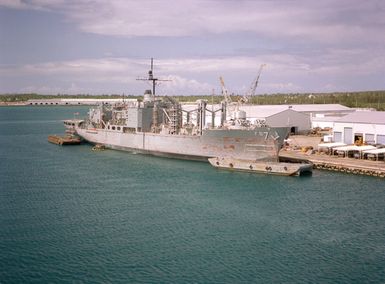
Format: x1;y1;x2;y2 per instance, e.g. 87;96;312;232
0;106;384;283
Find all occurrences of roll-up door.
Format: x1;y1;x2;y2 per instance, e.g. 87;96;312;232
343;127;353;144
377;135;385;145
365;134;375;144
334;132;342;142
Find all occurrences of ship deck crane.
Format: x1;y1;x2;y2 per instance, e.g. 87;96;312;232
219;76;232;105
240;64;266;104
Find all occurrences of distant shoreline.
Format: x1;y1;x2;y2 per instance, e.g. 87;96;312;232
1;90;385;110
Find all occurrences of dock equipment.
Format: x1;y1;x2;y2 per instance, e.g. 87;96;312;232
48;135;81;145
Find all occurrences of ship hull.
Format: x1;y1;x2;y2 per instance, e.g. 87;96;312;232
75;126;289;162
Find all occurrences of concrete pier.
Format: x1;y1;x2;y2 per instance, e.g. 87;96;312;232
279;150;385;178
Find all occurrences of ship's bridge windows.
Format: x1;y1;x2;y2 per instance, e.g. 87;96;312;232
117;127;121;131
112;126;116;130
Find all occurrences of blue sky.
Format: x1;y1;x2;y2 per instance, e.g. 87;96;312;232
1;0;384;96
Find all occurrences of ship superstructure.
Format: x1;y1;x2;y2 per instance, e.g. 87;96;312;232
66;59;289;162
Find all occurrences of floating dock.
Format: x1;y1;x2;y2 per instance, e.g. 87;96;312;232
280;150;385;178
208;157;312;176
48;135;82;145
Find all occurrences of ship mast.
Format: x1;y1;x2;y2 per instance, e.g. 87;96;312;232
136;58;170;96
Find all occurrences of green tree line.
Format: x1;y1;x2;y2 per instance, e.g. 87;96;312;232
172;91;385;110
1;91;385;110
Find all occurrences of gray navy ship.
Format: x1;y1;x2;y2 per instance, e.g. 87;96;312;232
64;59;289;162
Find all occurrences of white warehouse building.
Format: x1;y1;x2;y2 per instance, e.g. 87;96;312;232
332;111;385;145
239;104;354;131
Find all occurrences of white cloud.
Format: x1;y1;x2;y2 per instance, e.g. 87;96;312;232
1;51;384;95
0;56;277;94
0;0;26;9
19;83;88;95
265;82;304;93
2;58;137;78
160;75;214;96
2;0;384;47
0;57;218;95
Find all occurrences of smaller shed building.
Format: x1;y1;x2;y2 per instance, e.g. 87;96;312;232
265;109;311;134
239;105;311;134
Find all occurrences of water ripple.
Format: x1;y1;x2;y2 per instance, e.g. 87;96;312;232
1;106;385;283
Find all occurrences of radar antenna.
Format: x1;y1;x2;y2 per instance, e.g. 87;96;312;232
136;58;170;96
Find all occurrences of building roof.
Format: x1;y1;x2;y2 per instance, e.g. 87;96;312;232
287;104;352;112
335;111;385;125
239;105;288;118
311;116;342;122
238;104;352;119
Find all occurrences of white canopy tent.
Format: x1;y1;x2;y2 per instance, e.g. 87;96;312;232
362;148;385;161
317;142;347;154
332;145;376;158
